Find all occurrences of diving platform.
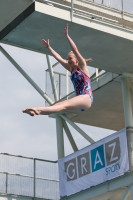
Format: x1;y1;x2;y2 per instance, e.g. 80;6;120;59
0;0;133;74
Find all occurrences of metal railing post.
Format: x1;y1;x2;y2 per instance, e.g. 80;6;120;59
96;68;99;77
6;173;8;194
59;74;61;99
46;55;59;102
121;0;124;21
34;159;36;200
71;0;74;22
66;70;69;98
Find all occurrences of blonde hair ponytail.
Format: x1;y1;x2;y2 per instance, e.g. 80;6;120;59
68;51;92;63
84;58;92;63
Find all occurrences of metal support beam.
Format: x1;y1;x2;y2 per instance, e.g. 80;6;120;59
46;55;58;102
0;46;53;105
115;76;133;171
56;116;65;159
121;76;133;127
121;186;131;200
121;184;133;200
60;114;95;144
63;120;78;152
52;61;59;68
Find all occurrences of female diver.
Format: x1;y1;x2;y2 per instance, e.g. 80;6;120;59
22;24;93;116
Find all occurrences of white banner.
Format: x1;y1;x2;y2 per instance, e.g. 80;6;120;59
58;128;129;197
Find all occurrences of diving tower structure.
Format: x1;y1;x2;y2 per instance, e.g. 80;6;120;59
0;0;133;200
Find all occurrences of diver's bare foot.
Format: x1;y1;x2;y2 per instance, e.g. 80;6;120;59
22;108;40;116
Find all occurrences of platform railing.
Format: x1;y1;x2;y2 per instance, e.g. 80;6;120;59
0;153;59;200
37;0;118;23
45;63;104;105
37;0;133;30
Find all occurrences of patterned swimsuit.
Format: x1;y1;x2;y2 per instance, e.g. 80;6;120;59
70;67;93;104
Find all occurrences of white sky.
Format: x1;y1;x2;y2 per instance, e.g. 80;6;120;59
0;43;115;161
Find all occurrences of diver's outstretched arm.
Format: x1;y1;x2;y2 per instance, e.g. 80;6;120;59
42;39;70;71
64;24;86;68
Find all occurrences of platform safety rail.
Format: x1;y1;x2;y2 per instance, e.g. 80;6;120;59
0;153;60;200
37;0;133;30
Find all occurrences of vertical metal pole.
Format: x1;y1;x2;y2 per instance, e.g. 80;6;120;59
6;173;8;193
121;0;124;21
34;159;36;200
46;55;59;101
126;127;133;171
121;77;133;173
59;74;61;99
66;70;69;98
56;116;64;159
96;68;99;77
121;77;133;127
71;0;74;22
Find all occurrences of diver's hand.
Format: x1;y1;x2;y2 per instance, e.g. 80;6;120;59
42;39;50;48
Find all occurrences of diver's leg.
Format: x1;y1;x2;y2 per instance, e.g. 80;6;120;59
22;94;91;116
